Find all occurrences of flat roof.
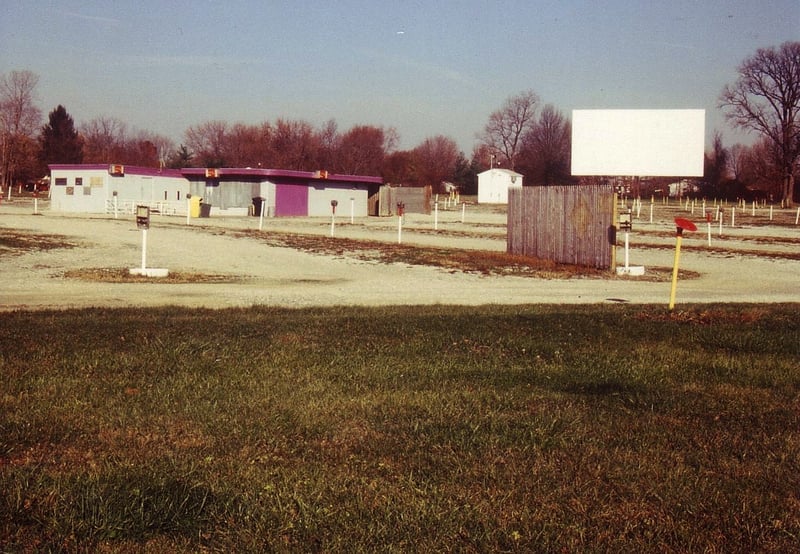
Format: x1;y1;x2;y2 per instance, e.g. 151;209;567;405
180;167;382;184
48;164;185;178
48;164;382;184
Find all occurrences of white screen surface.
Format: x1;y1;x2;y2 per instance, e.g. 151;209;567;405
571;109;705;176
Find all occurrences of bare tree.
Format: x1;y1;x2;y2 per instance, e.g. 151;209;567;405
701;131;729;198
719;41;800;206
479;90;539;170
81;116;129;163
82;117;175;167
184;120;229;167
382;150;415;184
518;104;572;185
740;137;784;199
727;143;747;182
127;130;175;167
411;135;459;191
224;122;264;167
315;119;340;171
269;119;316;170
336;125;396;175
0;70;42;187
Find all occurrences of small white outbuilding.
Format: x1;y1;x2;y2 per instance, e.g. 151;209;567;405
477;168;523;204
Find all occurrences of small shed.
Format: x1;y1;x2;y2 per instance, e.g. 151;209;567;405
477;168;523;204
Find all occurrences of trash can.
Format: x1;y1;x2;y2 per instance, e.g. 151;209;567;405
199;203;211;218
189;196;202;218
252;197;265;217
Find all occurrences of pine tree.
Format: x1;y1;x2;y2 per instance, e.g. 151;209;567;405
39;105;83;165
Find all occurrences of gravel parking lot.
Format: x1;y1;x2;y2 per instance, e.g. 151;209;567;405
2;197;798;311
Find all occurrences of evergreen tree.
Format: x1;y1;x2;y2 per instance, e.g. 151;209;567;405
452;151;479;195
39;105;83;166
168;144;193;168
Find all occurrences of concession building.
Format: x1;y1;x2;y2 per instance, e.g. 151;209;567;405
48;164;383;217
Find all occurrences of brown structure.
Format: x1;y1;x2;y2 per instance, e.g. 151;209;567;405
507;184;615;269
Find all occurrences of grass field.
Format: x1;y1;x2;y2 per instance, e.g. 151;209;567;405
1;304;798;552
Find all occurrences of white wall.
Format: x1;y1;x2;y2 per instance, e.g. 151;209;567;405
478;169;523;204
50;168;187;214
50;169;110;213
307;184;369;217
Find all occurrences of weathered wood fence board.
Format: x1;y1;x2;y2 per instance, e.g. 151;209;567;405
507;184;614;268
374;185;432;216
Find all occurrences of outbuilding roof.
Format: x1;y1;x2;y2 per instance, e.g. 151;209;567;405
478;168;524;177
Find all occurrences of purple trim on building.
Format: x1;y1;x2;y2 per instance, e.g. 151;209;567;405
48;164;184;178
48;164;382;184
180;167;382;184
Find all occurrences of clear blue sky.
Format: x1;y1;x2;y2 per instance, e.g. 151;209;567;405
2;1;798;154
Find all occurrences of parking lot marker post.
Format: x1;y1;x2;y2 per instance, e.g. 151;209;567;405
135;205;151;272
396;202;405;244
141;229;147;271
669;217;697;310
330;200;338;237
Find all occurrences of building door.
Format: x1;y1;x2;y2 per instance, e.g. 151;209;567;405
275;183;308;216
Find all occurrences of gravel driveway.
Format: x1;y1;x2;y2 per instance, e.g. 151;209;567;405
2;198;798;311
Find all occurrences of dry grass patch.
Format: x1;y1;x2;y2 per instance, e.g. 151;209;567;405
62;267;244;284
241;230;622;279
0;230;76;255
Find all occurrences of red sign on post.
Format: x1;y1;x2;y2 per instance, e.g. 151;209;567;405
675;217;697;233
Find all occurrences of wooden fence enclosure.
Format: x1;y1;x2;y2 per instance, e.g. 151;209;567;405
373;185;432;216
507;184;615;269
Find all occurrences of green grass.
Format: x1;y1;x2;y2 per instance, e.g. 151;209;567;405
1;304;798;552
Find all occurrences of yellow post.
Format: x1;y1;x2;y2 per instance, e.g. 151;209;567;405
669;217;697;310
668;230;683;310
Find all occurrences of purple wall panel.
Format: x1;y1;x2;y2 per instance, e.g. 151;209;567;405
275;183;309;216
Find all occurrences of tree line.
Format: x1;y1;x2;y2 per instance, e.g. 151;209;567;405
1;41;797;203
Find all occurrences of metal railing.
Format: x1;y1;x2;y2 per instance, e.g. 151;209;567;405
105;198;186;217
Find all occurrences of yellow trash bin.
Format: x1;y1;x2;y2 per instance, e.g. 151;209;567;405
189;196;201;218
